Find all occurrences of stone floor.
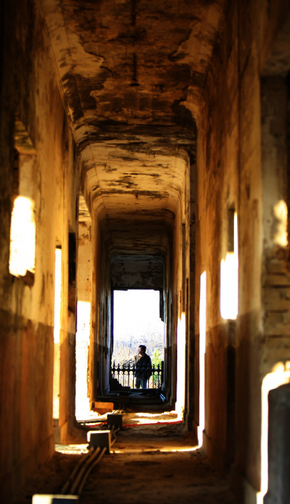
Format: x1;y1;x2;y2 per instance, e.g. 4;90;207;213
17;407;237;504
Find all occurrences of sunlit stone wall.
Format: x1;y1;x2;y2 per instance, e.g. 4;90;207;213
0;1;79;500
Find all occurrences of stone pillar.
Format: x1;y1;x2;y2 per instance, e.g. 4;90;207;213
264;383;290;504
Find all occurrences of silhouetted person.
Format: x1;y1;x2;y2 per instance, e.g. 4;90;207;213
135;345;152;390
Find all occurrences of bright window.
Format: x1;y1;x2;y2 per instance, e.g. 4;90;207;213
9;196;36;277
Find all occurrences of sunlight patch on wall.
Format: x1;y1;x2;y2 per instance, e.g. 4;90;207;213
176;312;186;417
9;196;35;276
273;200;288;247
220;212;238;320
198;271;207;447
76;300;91;342
54;248;62;344
53;248;62;420
257;361;290;504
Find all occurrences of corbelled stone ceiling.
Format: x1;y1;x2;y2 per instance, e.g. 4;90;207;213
42;0;225;254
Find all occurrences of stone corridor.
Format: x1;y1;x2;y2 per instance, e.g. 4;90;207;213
17;411;236;504
1;0;290;503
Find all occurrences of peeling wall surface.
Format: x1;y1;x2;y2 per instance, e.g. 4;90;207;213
1;0;290;502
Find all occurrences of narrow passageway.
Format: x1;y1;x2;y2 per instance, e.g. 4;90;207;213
3;2;290;503
16;408;236;504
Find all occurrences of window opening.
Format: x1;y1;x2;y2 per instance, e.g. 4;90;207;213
111;289;165;391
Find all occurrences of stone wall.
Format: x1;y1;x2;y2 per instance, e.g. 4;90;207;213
0;0;79;500
193;0;290;499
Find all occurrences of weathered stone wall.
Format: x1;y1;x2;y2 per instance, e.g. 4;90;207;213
170;154;193;414
193;0;290;498
89;212;112;399
99;230;112;396
0;0;78;500
194;0;239;472
78;220;92;305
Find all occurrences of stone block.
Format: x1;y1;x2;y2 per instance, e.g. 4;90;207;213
264;273;290;286
264;311;290;336
87;430;111;453
92;401;114;414
263;287;290;310
266;260;288;274
107;413;123;429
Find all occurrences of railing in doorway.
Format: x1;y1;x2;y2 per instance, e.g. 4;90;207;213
111;361;163;390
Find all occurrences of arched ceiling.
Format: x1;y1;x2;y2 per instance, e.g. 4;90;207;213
41;0;225;254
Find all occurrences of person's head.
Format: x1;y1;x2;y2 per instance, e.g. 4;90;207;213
138;345;146;355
